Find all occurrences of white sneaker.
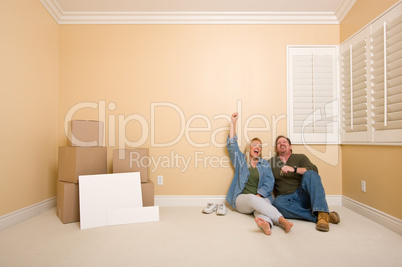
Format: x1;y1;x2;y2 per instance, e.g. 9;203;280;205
202;203;218;214
216;204;227;215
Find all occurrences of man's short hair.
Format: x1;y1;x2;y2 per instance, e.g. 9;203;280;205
275;135;292;154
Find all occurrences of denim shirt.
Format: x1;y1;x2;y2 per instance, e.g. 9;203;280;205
226;134;275;209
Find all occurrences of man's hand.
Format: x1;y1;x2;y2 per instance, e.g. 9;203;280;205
281;165;295;174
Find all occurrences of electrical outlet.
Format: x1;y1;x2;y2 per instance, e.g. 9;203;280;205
158;176;163;185
361;180;366;192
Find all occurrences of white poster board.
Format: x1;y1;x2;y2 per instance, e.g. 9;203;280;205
79;172;158;230
108;206;159;226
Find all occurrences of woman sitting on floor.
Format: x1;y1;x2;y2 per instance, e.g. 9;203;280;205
225;112;293;235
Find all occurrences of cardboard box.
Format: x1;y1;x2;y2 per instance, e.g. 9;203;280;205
141;180;154;207
67;120;104;147
113;149;149;183
57;181;80;224
58;146;107;183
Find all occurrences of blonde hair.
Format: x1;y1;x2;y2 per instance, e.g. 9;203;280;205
245;137;262;168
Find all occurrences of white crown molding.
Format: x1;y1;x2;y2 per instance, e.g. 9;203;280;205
40;0;64;22
335;0;357;23
40;0;340;25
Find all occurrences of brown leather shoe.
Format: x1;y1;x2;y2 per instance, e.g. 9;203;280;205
316;212;330;232
329;211;340;224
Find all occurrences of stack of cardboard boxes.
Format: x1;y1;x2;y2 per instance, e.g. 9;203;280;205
57;120;155;224
57;120;107;223
112;148;154;207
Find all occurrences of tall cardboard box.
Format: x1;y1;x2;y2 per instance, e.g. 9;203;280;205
58;146;107;183
141;180;154;207
57;181;80;224
113;149;149;183
67;120;104;147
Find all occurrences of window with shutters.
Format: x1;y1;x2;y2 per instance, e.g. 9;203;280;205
340;31;370;142
286;2;401;145
370;5;402;143
341;1;402;144
287;46;339;144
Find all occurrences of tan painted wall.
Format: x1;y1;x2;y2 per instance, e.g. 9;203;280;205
58;24;341;196
9;0;399;218
340;0;399;42
340;0;402;219
0;0;58;216
342;146;402;219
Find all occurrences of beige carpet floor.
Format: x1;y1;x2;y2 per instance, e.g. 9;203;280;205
1;205;401;267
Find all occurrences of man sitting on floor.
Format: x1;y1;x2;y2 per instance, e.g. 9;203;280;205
268;135;340;232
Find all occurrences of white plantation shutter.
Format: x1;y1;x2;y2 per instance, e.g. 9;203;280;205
371;22;387;129
287;46;339;144
287;3;401;145
340;1;402;144
341;31;369;142
370;3;402;142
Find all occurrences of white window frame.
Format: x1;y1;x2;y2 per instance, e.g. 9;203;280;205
287;45;340;145
340;1;402;144
286;2;402;146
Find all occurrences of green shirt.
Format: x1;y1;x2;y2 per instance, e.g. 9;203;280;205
268;153;318;196
242;166;259;195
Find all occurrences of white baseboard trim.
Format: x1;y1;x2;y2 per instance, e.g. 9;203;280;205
155;195;227;206
342;196;402;235
154;195;343;207
0;197;56;232
326;195;343;206
1;195;400;235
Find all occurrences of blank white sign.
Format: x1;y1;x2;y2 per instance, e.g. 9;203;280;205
79;172;143;230
108;206;159;226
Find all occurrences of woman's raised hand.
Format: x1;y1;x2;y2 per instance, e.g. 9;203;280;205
231;112;239;123
229;112;239;138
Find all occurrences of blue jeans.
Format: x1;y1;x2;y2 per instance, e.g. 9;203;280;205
273;170;329;222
